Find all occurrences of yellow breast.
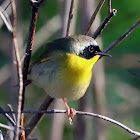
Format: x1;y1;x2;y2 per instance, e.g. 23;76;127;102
59;53;100;87
30;52;100;100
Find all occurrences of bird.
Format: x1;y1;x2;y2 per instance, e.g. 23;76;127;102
28;35;111;124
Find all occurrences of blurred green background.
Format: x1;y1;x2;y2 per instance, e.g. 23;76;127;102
0;0;140;140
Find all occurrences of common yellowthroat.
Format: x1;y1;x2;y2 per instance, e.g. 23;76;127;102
28;35;111;124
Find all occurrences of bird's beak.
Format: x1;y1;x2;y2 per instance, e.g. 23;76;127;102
95;51;112;57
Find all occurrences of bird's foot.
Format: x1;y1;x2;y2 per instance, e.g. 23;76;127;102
62;98;76;125
67;108;76;125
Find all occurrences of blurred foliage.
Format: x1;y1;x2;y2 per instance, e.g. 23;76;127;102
107;126;131;140
101;0;140;54
0;0;140;140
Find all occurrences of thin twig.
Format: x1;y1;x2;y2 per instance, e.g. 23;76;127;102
66;0;75;37
75;111;140;137
0;6;13;32
7;104;16;123
92;0;117;39
1;109;140;137
25;96;54;136
103;18;140;53
107;0;111;14
84;0;105;35
0;123;14;131
0;107;15;127
92;0;116;39
93;9;117;39
10;0;23;139
3;2;11;13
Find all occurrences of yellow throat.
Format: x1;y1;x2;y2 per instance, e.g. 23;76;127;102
59;53;100;86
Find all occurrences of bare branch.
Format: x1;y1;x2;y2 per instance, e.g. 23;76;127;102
0;107;15;127
13;1;53;138
103;18;140;53
107;0;111;14
75;111;140;137
22;0;46;112
22;1;39;111
1;109;140;137
66;0;75;37
0;6;13;32
7;104;16;123
10;0;23;139
0;123;14;131
91;0;116;39
26;110;140;137
84;0;105;35
93;9;117;39
25;96;54;136
3;2;11;12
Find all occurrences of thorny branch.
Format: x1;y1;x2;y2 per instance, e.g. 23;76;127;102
10;0;23;139
84;0;105;35
1;109;140;137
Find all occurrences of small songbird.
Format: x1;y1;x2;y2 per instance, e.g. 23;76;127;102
28;35;111;124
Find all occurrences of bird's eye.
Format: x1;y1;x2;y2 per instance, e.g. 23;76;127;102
88;45;94;53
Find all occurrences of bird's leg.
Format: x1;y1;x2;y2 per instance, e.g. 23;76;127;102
62;98;70;115
62;98;76;124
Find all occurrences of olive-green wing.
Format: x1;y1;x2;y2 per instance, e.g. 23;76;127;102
28;41;53;73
